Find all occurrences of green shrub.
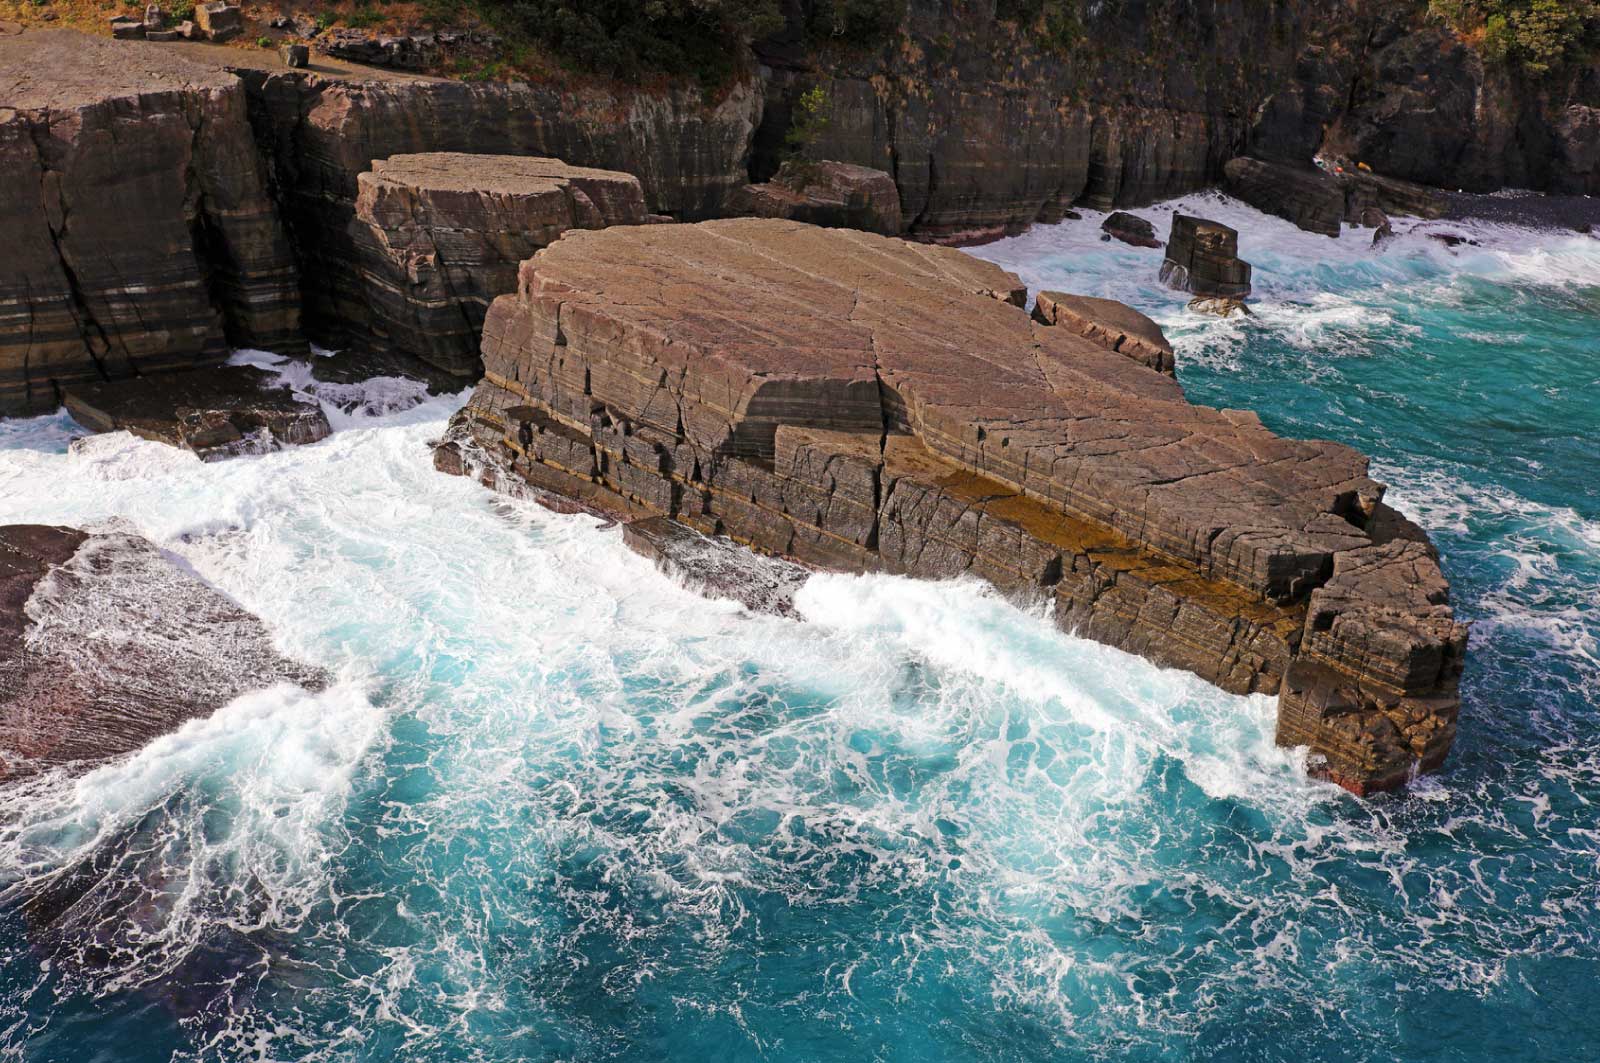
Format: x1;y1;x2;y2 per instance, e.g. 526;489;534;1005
995;0;1084;53
804;0;904;43
1429;0;1599;76
346;4;383;29
784;84;831;159
256;35;272;47
167;0;193;18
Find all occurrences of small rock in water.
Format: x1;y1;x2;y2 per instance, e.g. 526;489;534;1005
1100;211;1162;248
1160;215;1252;303
623;517;809;618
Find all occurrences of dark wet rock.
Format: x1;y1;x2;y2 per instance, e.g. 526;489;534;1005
0;31;303;417
733;160;902;236
0;524;326;781
1427;233;1478;250
1224;157;1346;237
349;153;652;379
281;43;309;68
623;517;808;618
435;219;1467;794
1032;291;1175;376
1160;215;1252;302
319;28;501;71
1223;155;1450;238
61;365;331;461
1101;212;1161;248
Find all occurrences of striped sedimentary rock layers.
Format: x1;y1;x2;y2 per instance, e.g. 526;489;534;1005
348;153;654;378
0;31;301;416
435;219;1468;794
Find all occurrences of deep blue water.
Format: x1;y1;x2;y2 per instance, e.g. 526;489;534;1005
0;197;1596;1061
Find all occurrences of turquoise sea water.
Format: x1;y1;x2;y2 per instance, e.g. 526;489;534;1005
0;197;1596;1061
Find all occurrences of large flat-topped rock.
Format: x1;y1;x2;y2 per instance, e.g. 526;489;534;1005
501;220;1374;604
350;153;655;376
439;219;1467;795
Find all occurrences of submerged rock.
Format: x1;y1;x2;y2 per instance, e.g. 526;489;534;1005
733;160;903;236
1160;215;1252;302
0;524;326;781
436;219;1468;795
62;365;331;461
350;153;653;378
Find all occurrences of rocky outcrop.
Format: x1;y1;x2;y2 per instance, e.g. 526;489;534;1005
349;153;653;378
0;31;302;417
1101;212;1161;248
435;219;1467;793
1223;155;1447;237
733;159;902;236
0;523;325;780
239;63;763;358
62;364;331;460
1160;216;1252;308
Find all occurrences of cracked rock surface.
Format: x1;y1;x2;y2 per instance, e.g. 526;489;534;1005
0;31;301;416
436;218;1468;794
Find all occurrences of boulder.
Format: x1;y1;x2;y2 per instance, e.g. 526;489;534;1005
281;42;308;67
194;1;242;43
0;32;302;416
1159;215;1252;301
109;15;144;39
1101;211;1162;248
349;153;652;378
733;160;902;236
435;219;1467;794
145;28;182;41
0;524;326;781
61;365;331;461
143;4;165;29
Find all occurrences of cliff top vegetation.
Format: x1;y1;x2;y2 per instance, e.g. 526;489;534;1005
1429;0;1600;75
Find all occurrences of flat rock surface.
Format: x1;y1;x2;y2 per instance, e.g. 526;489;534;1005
0;524;325;781
509;219;1372;603
0;28;237;108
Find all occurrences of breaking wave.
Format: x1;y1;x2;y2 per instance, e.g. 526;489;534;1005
0;198;1594;1060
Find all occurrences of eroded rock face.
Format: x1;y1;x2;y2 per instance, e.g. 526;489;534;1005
62;364;331;461
350;153;653;377
1160;216;1252;302
239;65;763;359
435;219;1467;793
0;524;325;781
0;31;303;417
733;160;902;236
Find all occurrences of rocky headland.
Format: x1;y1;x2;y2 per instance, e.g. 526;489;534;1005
434;219;1468;795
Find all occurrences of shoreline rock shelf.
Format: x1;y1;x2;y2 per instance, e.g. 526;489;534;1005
435;219;1468;795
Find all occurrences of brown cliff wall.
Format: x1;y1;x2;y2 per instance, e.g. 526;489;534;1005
0;32;302;417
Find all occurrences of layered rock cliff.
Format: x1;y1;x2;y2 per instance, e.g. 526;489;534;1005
434;219;1468;793
0;32;301;416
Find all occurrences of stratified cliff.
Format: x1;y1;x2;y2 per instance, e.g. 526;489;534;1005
0;33;301;416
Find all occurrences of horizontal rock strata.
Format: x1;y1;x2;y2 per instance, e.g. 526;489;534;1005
0;523;325;781
0;31;302;416
436;219;1468;793
1160;216;1253;301
350;153;655;377
62;364;331;461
